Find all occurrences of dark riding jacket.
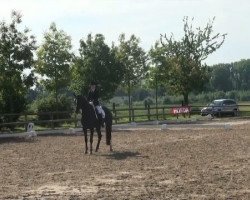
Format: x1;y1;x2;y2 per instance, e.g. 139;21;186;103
87;89;100;106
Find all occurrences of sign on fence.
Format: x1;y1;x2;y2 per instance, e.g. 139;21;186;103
171;106;191;116
171;106;190;114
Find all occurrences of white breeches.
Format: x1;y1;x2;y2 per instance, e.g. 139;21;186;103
96;105;105;118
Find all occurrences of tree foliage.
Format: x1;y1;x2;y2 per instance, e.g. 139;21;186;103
210;64;232;91
0;11;36;123
115;33;148;107
231;59;250;90
35;23;73;103
209;59;250;91
150;17;226;104
70;33;124;100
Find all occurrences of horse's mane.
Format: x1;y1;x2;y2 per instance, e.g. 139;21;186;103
76;95;95;116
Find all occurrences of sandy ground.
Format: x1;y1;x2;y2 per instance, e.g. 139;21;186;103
0;120;249;199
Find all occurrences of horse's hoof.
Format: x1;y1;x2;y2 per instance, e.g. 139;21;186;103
85;151;88;154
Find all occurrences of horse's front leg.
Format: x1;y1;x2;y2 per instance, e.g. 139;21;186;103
95;127;102;152
84;129;88;154
90;128;94;154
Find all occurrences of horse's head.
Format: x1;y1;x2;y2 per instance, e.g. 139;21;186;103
75;94;89;113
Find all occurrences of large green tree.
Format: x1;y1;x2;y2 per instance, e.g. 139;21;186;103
150;17;226;105
0;11;36;122
210;64;233;91
115;33;148;111
35;23;73;105
70;33;124;100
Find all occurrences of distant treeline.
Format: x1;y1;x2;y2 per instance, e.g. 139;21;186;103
112;59;250;105
207;59;250;91
112;89;250;106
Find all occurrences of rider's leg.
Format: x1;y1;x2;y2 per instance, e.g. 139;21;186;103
96;106;105;119
96;106;105;127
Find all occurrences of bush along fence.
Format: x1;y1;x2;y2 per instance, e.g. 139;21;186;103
1;104;250;132
0;111;76;132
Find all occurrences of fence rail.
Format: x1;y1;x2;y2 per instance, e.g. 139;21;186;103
1;104;250;132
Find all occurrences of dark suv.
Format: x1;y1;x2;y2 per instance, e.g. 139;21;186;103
201;99;239;117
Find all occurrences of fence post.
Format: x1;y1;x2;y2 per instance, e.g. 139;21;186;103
132;108;135;122
129;106;131;123
25;113;28;131
50;112;54;129
74;112;77;128
113;103;117;124
156;106;159;120
147;105;151;121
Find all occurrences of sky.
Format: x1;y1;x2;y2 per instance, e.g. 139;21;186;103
0;0;249;65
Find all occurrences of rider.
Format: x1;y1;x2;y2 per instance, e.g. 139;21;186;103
87;81;105;127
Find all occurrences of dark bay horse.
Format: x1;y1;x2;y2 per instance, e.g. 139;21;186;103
75;95;113;154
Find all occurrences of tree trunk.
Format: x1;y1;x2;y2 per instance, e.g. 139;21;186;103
183;93;189;106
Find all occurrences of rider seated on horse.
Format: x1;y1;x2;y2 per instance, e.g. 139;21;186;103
87;81;105;126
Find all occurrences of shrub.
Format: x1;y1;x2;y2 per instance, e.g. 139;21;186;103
239;91;250;101
226;90;238;100
163;96;172;104
32;94;73;125
144;97;154;106
213;91;226;99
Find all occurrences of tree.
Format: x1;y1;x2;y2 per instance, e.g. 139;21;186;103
210;64;233;91
115;33;148;117
232;59;250;90
150;17;226;105
35;23;73;106
0;11;36;123
70;33;124;100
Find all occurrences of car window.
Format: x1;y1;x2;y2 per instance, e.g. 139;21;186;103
228;100;236;105
221;100;237;105
223;100;230;105
213;100;223;106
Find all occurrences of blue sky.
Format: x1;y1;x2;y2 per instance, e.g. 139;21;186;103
1;0;250;65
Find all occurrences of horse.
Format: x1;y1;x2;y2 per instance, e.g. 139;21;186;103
75;95;113;154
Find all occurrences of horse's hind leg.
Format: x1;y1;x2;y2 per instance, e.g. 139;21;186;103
95;128;102;152
90;128;94;154
84;129;88;154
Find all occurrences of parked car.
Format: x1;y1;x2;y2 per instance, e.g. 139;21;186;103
201;99;239;117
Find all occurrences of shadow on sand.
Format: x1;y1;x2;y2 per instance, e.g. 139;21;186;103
100;151;149;160
0;137;38;144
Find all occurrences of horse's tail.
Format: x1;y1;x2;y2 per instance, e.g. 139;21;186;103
103;106;112;145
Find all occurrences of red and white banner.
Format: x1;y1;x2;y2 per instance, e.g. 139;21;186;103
171;106;190;114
